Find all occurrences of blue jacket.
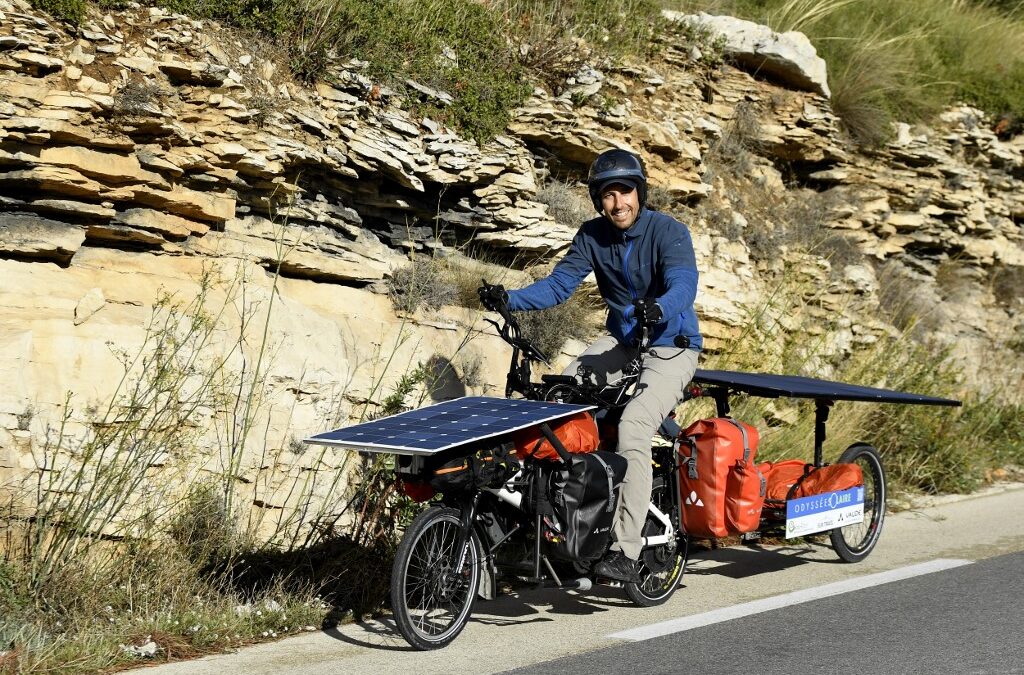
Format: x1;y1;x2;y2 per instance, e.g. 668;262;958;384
507;208;702;350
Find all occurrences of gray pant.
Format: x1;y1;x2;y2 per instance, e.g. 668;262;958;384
563;335;699;560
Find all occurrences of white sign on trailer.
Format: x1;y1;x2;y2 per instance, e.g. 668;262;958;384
786;487;864;538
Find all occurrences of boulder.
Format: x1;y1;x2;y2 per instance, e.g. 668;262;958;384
666;12;830;98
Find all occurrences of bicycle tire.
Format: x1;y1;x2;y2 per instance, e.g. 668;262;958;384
626;473;686;606
830;443;886;563
390;506;480;650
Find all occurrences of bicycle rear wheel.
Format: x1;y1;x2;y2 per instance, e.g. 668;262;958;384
391;506;480;650
830;443;886;563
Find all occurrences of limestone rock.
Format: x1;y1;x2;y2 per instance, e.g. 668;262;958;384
0;213;85;264
73;288;105;325
668;12;830;98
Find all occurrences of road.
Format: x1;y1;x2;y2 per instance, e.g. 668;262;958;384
136;484;1024;675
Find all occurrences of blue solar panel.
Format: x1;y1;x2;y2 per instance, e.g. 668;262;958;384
305;396;595;456
693;369;961;406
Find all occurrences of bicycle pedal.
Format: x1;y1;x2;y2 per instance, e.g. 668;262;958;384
595;578;624;588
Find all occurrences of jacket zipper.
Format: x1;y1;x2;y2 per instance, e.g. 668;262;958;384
622;238;638;301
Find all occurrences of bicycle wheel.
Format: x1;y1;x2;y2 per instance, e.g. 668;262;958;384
390;506;480;650
830;443;886;563
626;473;686;606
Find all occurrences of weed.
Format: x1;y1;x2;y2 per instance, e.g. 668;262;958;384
513;272;602;359
645;185;679;214
989;264;1024;308
14;406;33;432
876;261;944;335
113;78;166;119
387;254;459;314
935;257;978;302
535;180;593;227
248;92;277;129
168;482;237;565
703;101;763;178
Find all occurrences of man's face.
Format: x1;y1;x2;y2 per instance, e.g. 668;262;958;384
600;182;640;230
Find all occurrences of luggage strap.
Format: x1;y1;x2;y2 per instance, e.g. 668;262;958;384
681;438;699;479
593;453;617;513
725;418;752;465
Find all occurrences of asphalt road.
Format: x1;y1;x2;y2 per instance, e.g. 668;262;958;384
136;484;1024;675
507;550;1024;675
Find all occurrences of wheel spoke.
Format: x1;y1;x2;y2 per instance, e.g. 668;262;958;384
392;508;479;647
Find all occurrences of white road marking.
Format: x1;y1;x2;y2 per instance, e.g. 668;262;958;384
608;558;973;641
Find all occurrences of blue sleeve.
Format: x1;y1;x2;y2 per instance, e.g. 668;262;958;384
507;231;593;311
654;223;698;319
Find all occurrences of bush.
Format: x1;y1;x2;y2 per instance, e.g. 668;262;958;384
513;282;601;359
159;0;292;34
536;180;593;227
28;0;87;24
168;483;237;565
387;255;459;314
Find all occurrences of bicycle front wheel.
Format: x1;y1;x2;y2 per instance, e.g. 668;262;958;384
626;472;686;606
390;506;480;650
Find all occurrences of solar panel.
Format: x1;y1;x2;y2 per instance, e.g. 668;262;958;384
692;369;961;406
305;396;595;456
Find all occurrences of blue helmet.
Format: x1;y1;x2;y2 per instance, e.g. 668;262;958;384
587;148;647;214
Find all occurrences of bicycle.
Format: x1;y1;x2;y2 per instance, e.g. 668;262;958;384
387;283;694;650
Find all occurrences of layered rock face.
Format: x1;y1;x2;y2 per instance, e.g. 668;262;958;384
1;1;1021;535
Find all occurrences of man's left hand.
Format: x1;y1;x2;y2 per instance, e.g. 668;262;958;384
632;298;663;327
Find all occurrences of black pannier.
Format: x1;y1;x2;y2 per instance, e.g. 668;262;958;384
428;444;518;494
545;450;627;562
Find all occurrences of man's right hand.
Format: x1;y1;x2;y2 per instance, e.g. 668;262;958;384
478;283;509;312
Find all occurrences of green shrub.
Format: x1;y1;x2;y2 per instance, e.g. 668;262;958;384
159;0;291;34
28;0;87;24
286;0;530;142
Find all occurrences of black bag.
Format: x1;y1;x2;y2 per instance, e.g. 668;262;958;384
546;450;627;562
428;444;518;494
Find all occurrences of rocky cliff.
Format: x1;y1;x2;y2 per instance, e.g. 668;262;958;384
1;1;1021;534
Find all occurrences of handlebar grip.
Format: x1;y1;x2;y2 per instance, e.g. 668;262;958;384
541;374;576;385
539;423;573;466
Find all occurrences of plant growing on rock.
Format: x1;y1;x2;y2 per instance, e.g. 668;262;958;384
535;180;593;228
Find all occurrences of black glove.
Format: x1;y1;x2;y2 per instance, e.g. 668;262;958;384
632;297;663;327
478;283;509;312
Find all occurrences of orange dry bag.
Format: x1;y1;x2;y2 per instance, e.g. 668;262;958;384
759;459;811;503
790;463;863;499
760;460;864;503
512;412;600;462
678;418;764;538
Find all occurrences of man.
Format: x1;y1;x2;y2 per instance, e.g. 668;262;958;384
479;148;702;583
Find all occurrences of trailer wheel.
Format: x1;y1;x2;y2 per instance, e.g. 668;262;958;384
830;443;886;563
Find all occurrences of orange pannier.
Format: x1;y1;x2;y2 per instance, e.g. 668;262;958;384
512;411;600;461
678;418;765;538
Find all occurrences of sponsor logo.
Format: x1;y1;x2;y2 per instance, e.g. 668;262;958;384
685;490;704;507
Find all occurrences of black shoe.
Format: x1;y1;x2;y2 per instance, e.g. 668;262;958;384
594;551;640;584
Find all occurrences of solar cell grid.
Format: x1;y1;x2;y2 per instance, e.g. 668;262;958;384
305;396;595;456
